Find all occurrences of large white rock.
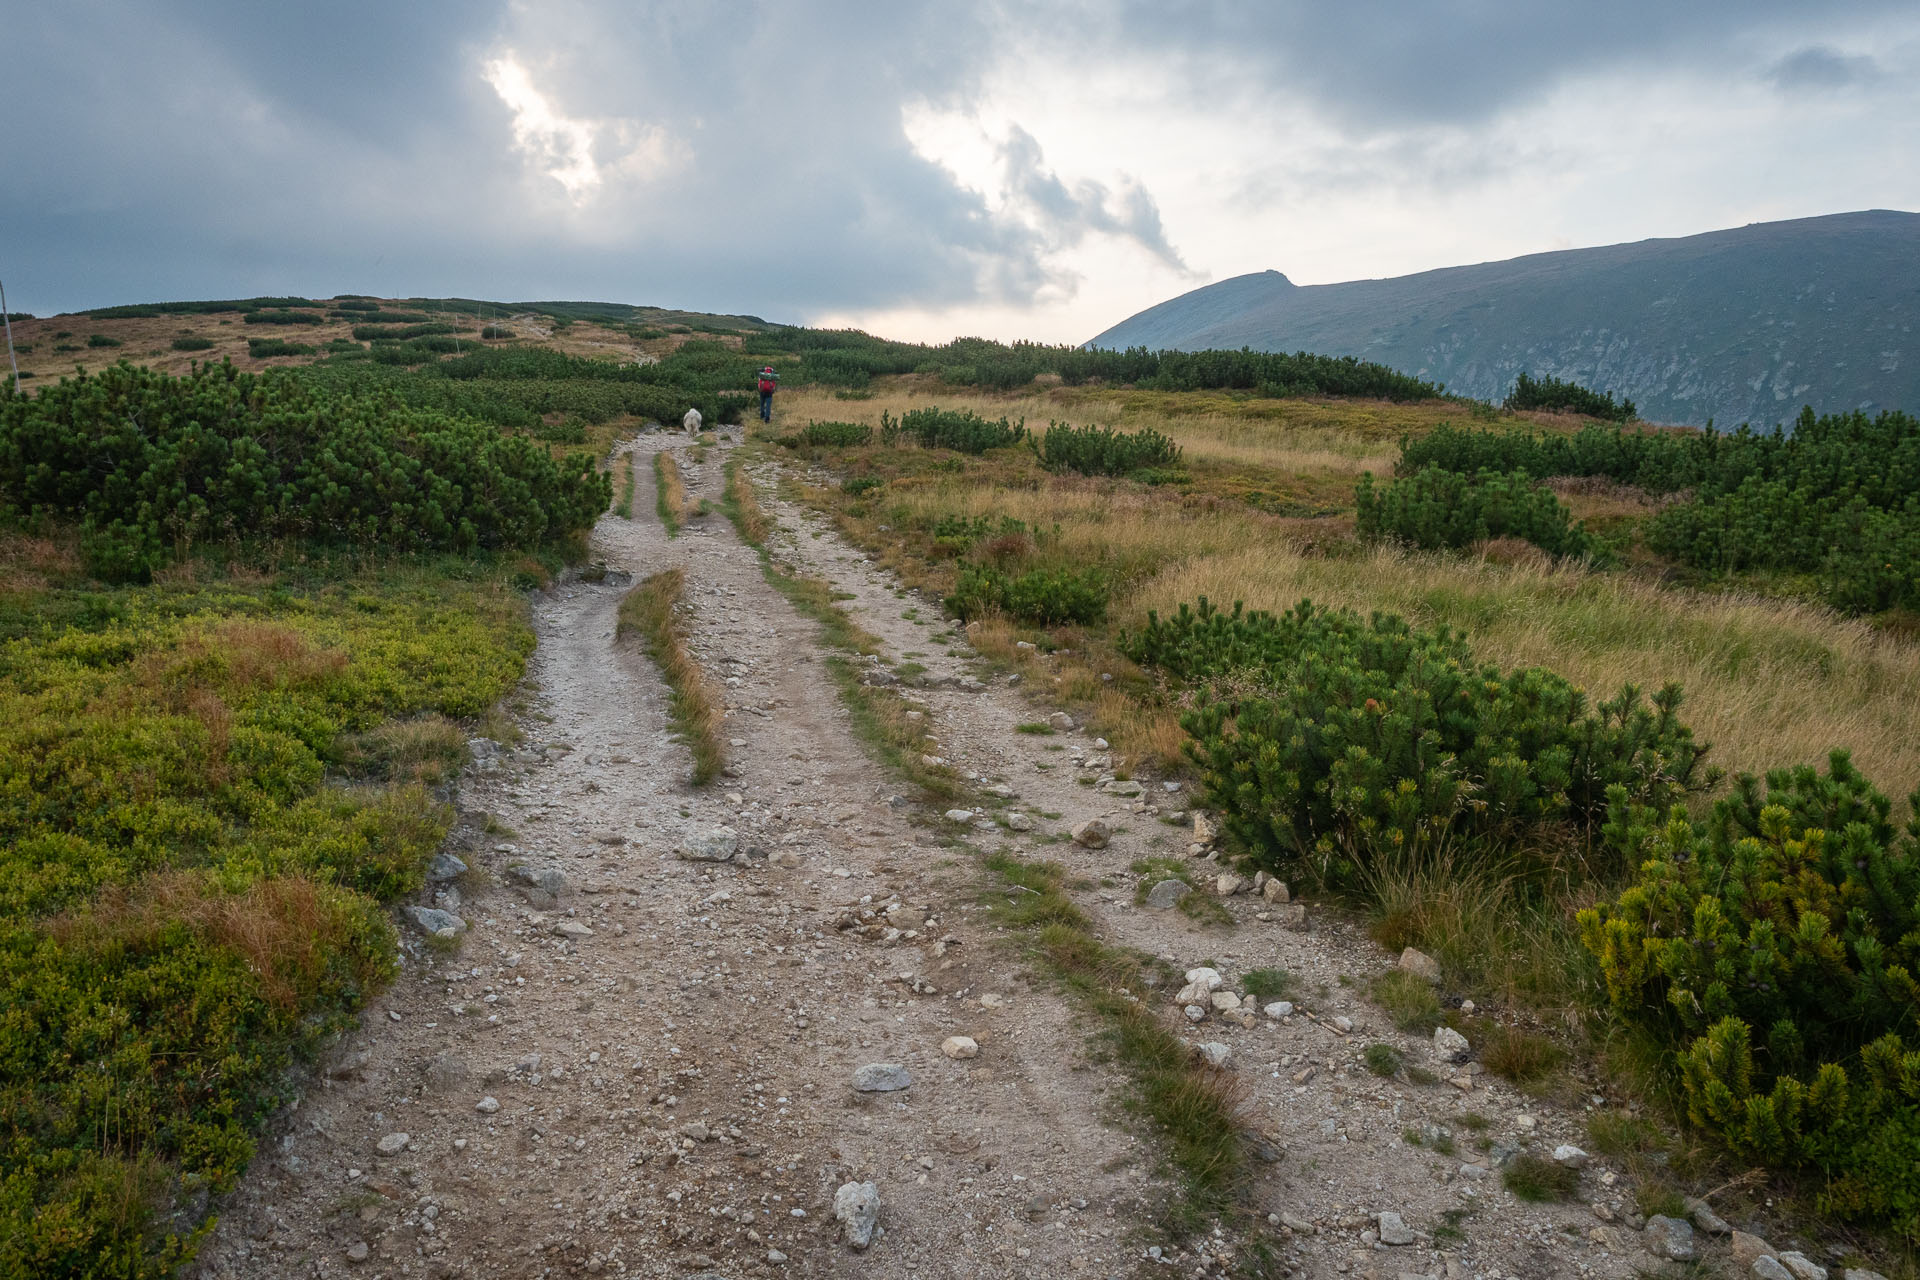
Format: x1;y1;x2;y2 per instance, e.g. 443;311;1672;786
678;827;739;861
833;1181;881;1249
941;1036;979;1060
1432;1026;1472;1064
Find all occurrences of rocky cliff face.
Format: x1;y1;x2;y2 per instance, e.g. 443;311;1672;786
1091;211;1920;427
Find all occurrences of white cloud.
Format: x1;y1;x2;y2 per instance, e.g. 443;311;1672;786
482;53;680;204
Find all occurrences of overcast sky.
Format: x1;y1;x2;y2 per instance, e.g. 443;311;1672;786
6;1;1918;343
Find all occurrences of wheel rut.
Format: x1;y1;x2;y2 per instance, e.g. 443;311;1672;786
195;434;1155;1280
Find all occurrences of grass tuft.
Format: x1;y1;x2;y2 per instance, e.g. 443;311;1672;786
1370;969;1445;1033
1242;968;1292;1002
1366;1043;1405;1076
614;452;635;519
1502;1152;1580;1202
654;451;687;536
617;569;723;785
1477;1023;1565;1089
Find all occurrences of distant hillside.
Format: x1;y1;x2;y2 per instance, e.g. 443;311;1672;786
1091;211;1920;427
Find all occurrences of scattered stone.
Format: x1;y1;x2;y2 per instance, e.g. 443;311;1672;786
1398;947;1442;984
1271;902;1307;926
423;1052;468;1092
506;864;567;894
1070;819;1111;849
1209;991;1241;1011
1515;1113;1538;1132
345;1241;370;1264
677;827;739;862
851;1063;912;1093
1047;711;1075;732
1432;1026;1472;1064
402;905;465;938
1261;878;1290;903
1552;1144;1590;1168
1145;879;1190;910
426;853;468;883
943;808;975;824
1183;1004;1207;1023
1685;1196;1730;1235
1184;967;1224;990
1104;779;1144;797
941;1036;979;1060
1843;1270;1890;1280
1215;872;1245;896
1752;1260;1796;1280
375;1132;410;1156
1776;1252;1827;1280
1731;1231;1776;1268
1195;1042;1232;1068
833;1181;881;1249
328;1048;372;1080
771;849;803;869
475;1096;500;1114
1263;1001;1294;1019
1006;812;1034;831
1643;1215;1697;1262
1175;980;1213;1005
1280;1214;1316;1234
1191;812;1216;845
1377;1211;1414;1246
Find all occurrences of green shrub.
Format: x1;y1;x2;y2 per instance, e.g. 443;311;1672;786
945;563;1107;626
1122;598;1713;884
242;309;324;326
0;361;609;580
0;583;532;1273
1578;751;1920;1235
246;337;316;358
843;476;883;496
86;334;122;349
880;406;1026;454
170;336;215;352
1033;421;1181;476
1400;410;1920;615
1355;466;1606;561
1504;371;1635;421
782;420;870;448
352;322;457;341
480;325;511;339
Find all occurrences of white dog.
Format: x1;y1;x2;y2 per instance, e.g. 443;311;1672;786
682;407;702;435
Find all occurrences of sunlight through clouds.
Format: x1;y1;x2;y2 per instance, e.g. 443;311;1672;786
483;54;681;204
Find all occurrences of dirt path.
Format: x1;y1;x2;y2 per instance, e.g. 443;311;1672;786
197;435;1668;1280
194;435;1153;1280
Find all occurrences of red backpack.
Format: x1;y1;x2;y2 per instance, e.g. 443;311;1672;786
757;369;777;394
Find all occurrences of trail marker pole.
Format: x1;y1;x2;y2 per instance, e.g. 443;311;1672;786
0;279;18;393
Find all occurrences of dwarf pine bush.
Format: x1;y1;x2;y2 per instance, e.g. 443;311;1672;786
0;361;609;580
1355;466;1606;561
1121;598;1713;884
1504;371;1636;421
879;406;1027;454
1578;751;1920;1236
945;563;1107;626
1032;421;1182;477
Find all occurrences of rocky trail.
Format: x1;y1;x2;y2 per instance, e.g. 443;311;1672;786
192;434;1813;1280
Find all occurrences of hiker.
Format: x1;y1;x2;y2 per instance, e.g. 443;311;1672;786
683;407;702;435
756;366;779;423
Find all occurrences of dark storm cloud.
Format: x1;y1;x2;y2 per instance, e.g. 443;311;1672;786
1104;0;1911;127
0;0;1911;320
1768;45;1882;92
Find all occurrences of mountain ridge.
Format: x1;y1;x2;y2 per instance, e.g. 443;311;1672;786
1090;210;1920;426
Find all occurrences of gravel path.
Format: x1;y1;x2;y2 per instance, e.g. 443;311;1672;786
194;435;1705;1280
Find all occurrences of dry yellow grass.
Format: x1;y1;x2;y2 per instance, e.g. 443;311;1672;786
1137;541;1920;803
653;451;689;536
617;568;723;785
784;377;1920;808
